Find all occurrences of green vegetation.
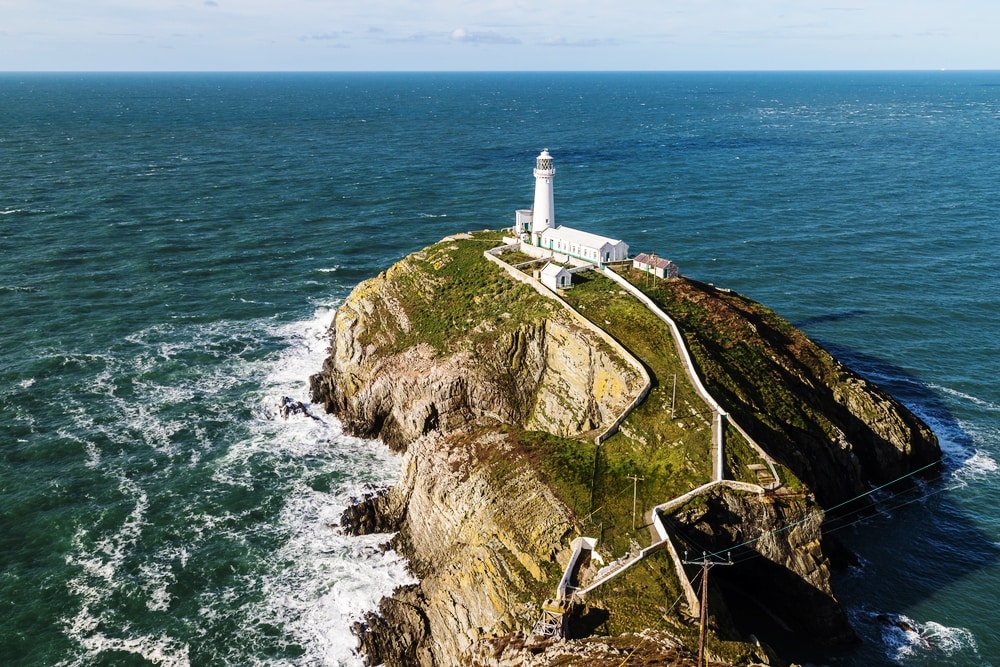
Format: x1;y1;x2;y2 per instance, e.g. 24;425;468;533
381;239;805;554
585;550;686;635
560;270;718;555
515;429;595;517
363;231;557;356
611;269;815;491
723;423;769;485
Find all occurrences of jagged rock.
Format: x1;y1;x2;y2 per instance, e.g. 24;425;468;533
671;487;857;649
467;629;735;667
276;396;320;420
353;586;433;667
340;487;406;535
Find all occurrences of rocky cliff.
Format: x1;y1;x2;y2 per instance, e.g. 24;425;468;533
309;232;940;666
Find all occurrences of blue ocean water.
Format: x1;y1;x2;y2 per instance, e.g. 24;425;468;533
0;72;997;666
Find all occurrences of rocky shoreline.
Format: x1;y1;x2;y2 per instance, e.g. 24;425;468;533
310;232;940;666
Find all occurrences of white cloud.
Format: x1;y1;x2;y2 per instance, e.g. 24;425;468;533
450;27;519;44
542;35;618;48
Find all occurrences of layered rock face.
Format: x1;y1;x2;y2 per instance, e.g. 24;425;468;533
348;430;576;667
672;488;856;649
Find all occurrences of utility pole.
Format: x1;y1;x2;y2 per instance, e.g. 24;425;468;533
683;551;733;667
626;475;645;530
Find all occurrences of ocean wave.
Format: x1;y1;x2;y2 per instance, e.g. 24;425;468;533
850;608;983;666
930;384;1000;412
59;474;193;667
947;448;999;490
213;301;412;664
883;615;980;664
249;482;416;667
0;284;38;293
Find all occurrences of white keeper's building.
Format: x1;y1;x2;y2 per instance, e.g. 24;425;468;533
512;149;629;268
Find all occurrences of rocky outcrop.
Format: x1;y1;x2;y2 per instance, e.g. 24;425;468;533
671;487;856;649
310;234;940;666
310;239;649;665
310;258;643;450
342;429;573;666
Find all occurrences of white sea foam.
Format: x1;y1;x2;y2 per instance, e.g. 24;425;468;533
56;299;410;665
60;474;192;667
215;301;413;664
878;613;981;664
59;628;190;667
930;383;1000;412
948;447;999;490
251;481;416;666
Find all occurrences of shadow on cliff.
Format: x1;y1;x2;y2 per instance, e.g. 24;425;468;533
803;337;999;666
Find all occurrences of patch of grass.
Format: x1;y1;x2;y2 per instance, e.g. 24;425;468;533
610;270;831;497
584;550;686;636
516;429;595;517
723;423;767;485
373;231;559;356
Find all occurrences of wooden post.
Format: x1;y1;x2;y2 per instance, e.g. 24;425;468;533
698;556;709;667
627;475;645;530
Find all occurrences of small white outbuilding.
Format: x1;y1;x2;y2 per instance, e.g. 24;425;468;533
538;262;573;290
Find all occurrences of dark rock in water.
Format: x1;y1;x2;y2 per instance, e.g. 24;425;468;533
277;396;320;421
876;613;917;634
354;587;433;667
340;487;406;536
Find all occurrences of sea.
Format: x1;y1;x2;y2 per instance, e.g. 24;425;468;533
0;71;997;667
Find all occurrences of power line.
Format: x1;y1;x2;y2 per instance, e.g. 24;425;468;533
696;458;942;562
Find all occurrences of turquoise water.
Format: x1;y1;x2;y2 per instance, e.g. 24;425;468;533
1;72;997;666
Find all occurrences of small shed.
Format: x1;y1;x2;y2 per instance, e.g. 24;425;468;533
633;253;679;279
539;262;573;290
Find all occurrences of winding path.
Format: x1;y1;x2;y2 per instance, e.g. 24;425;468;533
486;243;780;621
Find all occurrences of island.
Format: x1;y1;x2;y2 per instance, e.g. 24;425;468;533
308;150;940;667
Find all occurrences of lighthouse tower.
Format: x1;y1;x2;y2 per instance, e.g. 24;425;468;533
531;149;555;242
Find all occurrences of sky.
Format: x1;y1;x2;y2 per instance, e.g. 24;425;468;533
2;0;998;71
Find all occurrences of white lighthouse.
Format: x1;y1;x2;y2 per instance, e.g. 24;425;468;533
510;147;629;268
530;148;555;241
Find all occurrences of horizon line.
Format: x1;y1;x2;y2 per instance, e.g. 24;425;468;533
2;68;997;75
